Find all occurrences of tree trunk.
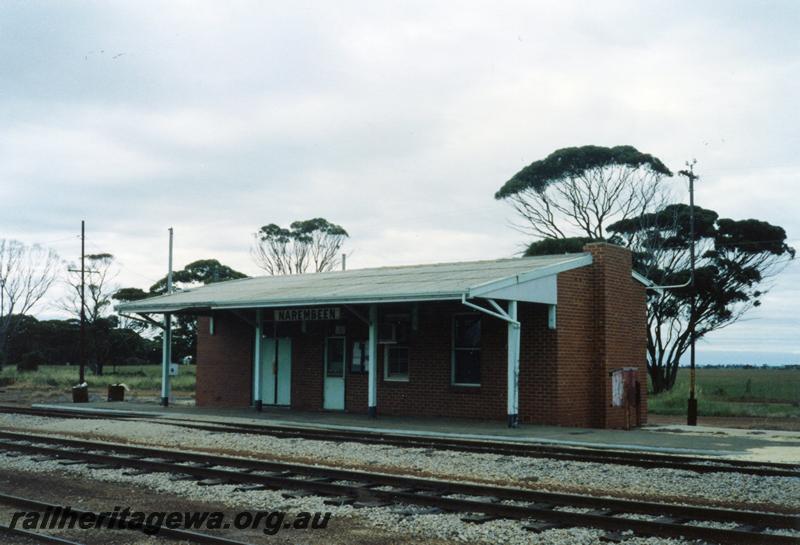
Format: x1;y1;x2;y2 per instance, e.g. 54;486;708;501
648;364;666;394
648;352;684;394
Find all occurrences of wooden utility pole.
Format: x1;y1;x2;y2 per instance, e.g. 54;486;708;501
678;161;699;426
79;220;86;385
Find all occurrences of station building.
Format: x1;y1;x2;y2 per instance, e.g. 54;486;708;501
119;243;648;429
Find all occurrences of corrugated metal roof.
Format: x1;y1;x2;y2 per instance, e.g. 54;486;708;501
117;253;591;313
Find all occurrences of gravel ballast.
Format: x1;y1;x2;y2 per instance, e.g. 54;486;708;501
1;413;796;511
0;451;695;545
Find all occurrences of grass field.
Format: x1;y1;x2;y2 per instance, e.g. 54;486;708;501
2;364;798;421
648;367;800;418
0;364;196;393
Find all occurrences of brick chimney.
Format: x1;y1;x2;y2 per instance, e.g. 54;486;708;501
583;242;648;428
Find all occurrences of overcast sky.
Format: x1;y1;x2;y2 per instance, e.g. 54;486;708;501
1;1;797;364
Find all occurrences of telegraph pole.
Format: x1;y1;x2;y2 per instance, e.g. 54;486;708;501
79;220;86;386
678;161;699;426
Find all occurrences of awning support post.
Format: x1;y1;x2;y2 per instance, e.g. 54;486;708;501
161;312;171;406
507;301;520;428
368;303;378;418
461;294;521;428
160;227;174;408
253;309;263;411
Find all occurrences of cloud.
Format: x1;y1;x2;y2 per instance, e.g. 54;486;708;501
0;1;797;357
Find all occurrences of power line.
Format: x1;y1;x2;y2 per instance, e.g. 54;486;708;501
84;239;160;285
37;235;81;245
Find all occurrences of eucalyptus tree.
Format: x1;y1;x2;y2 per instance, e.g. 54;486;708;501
114;259;247;361
252;218;349;275
62;253;117;323
0;240;61;369
607;205;794;392
495;145;673;239
524;207;794;393
61;253;119;375
509;148;794;393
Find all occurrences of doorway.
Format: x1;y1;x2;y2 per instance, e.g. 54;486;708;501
261;337;292;406
324;336;346;410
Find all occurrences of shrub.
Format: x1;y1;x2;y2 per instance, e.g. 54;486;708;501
123;356;148;366
17;351;46;372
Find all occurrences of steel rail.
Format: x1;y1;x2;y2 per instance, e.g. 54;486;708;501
0;493;255;545
0;430;797;545
155;417;800;478
2;405;798;477
0;523;87;545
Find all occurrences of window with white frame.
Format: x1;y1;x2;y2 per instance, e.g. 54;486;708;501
384;345;409;381
452;314;481;385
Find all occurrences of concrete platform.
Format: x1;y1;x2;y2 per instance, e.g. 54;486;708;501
31;401;800;462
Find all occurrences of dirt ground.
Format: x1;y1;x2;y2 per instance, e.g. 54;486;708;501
0;386;194;406
647;413;800;431
0;468;450;545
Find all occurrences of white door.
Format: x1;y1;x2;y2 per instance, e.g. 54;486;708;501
261;338;292;406
323;337;346;410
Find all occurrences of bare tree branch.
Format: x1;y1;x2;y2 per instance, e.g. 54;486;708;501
0;240;61;368
251;218;349;275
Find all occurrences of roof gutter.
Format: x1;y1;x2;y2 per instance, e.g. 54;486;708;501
116;294;464;314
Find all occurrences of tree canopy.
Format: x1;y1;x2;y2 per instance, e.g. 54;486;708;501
148;259;247;295
495;145;673;239
252;218;349;275
500;148;795;394
496;145;672;198
608;204;795;392
114;258;247;362
524;237;599;257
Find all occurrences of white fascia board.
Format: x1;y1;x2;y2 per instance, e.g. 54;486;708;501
115;302;213;314
467;254;592;299
116;293;465;314
472;275;557;304
211;293;463;311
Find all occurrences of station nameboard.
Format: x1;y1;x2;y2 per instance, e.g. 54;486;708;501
274;307;341;322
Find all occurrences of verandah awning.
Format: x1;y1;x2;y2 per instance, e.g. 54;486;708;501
116;253;595;314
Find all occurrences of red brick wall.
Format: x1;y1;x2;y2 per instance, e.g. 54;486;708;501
195;313;253;408
554;266;600;427
291;320;325;411
371;301;510;420
584;243;648;428
518;303;559;424
193;244;648;428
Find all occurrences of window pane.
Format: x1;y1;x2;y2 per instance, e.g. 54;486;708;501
326;338;344;377
454;349;480;384
455;315;481;348
388;347;408;377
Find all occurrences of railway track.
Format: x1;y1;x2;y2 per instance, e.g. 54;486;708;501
0;430;797;544
0;521;87;545
157;417;800;478
2;404;798;478
0;493;255;545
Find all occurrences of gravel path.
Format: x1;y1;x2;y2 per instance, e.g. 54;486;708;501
1;414;796;512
